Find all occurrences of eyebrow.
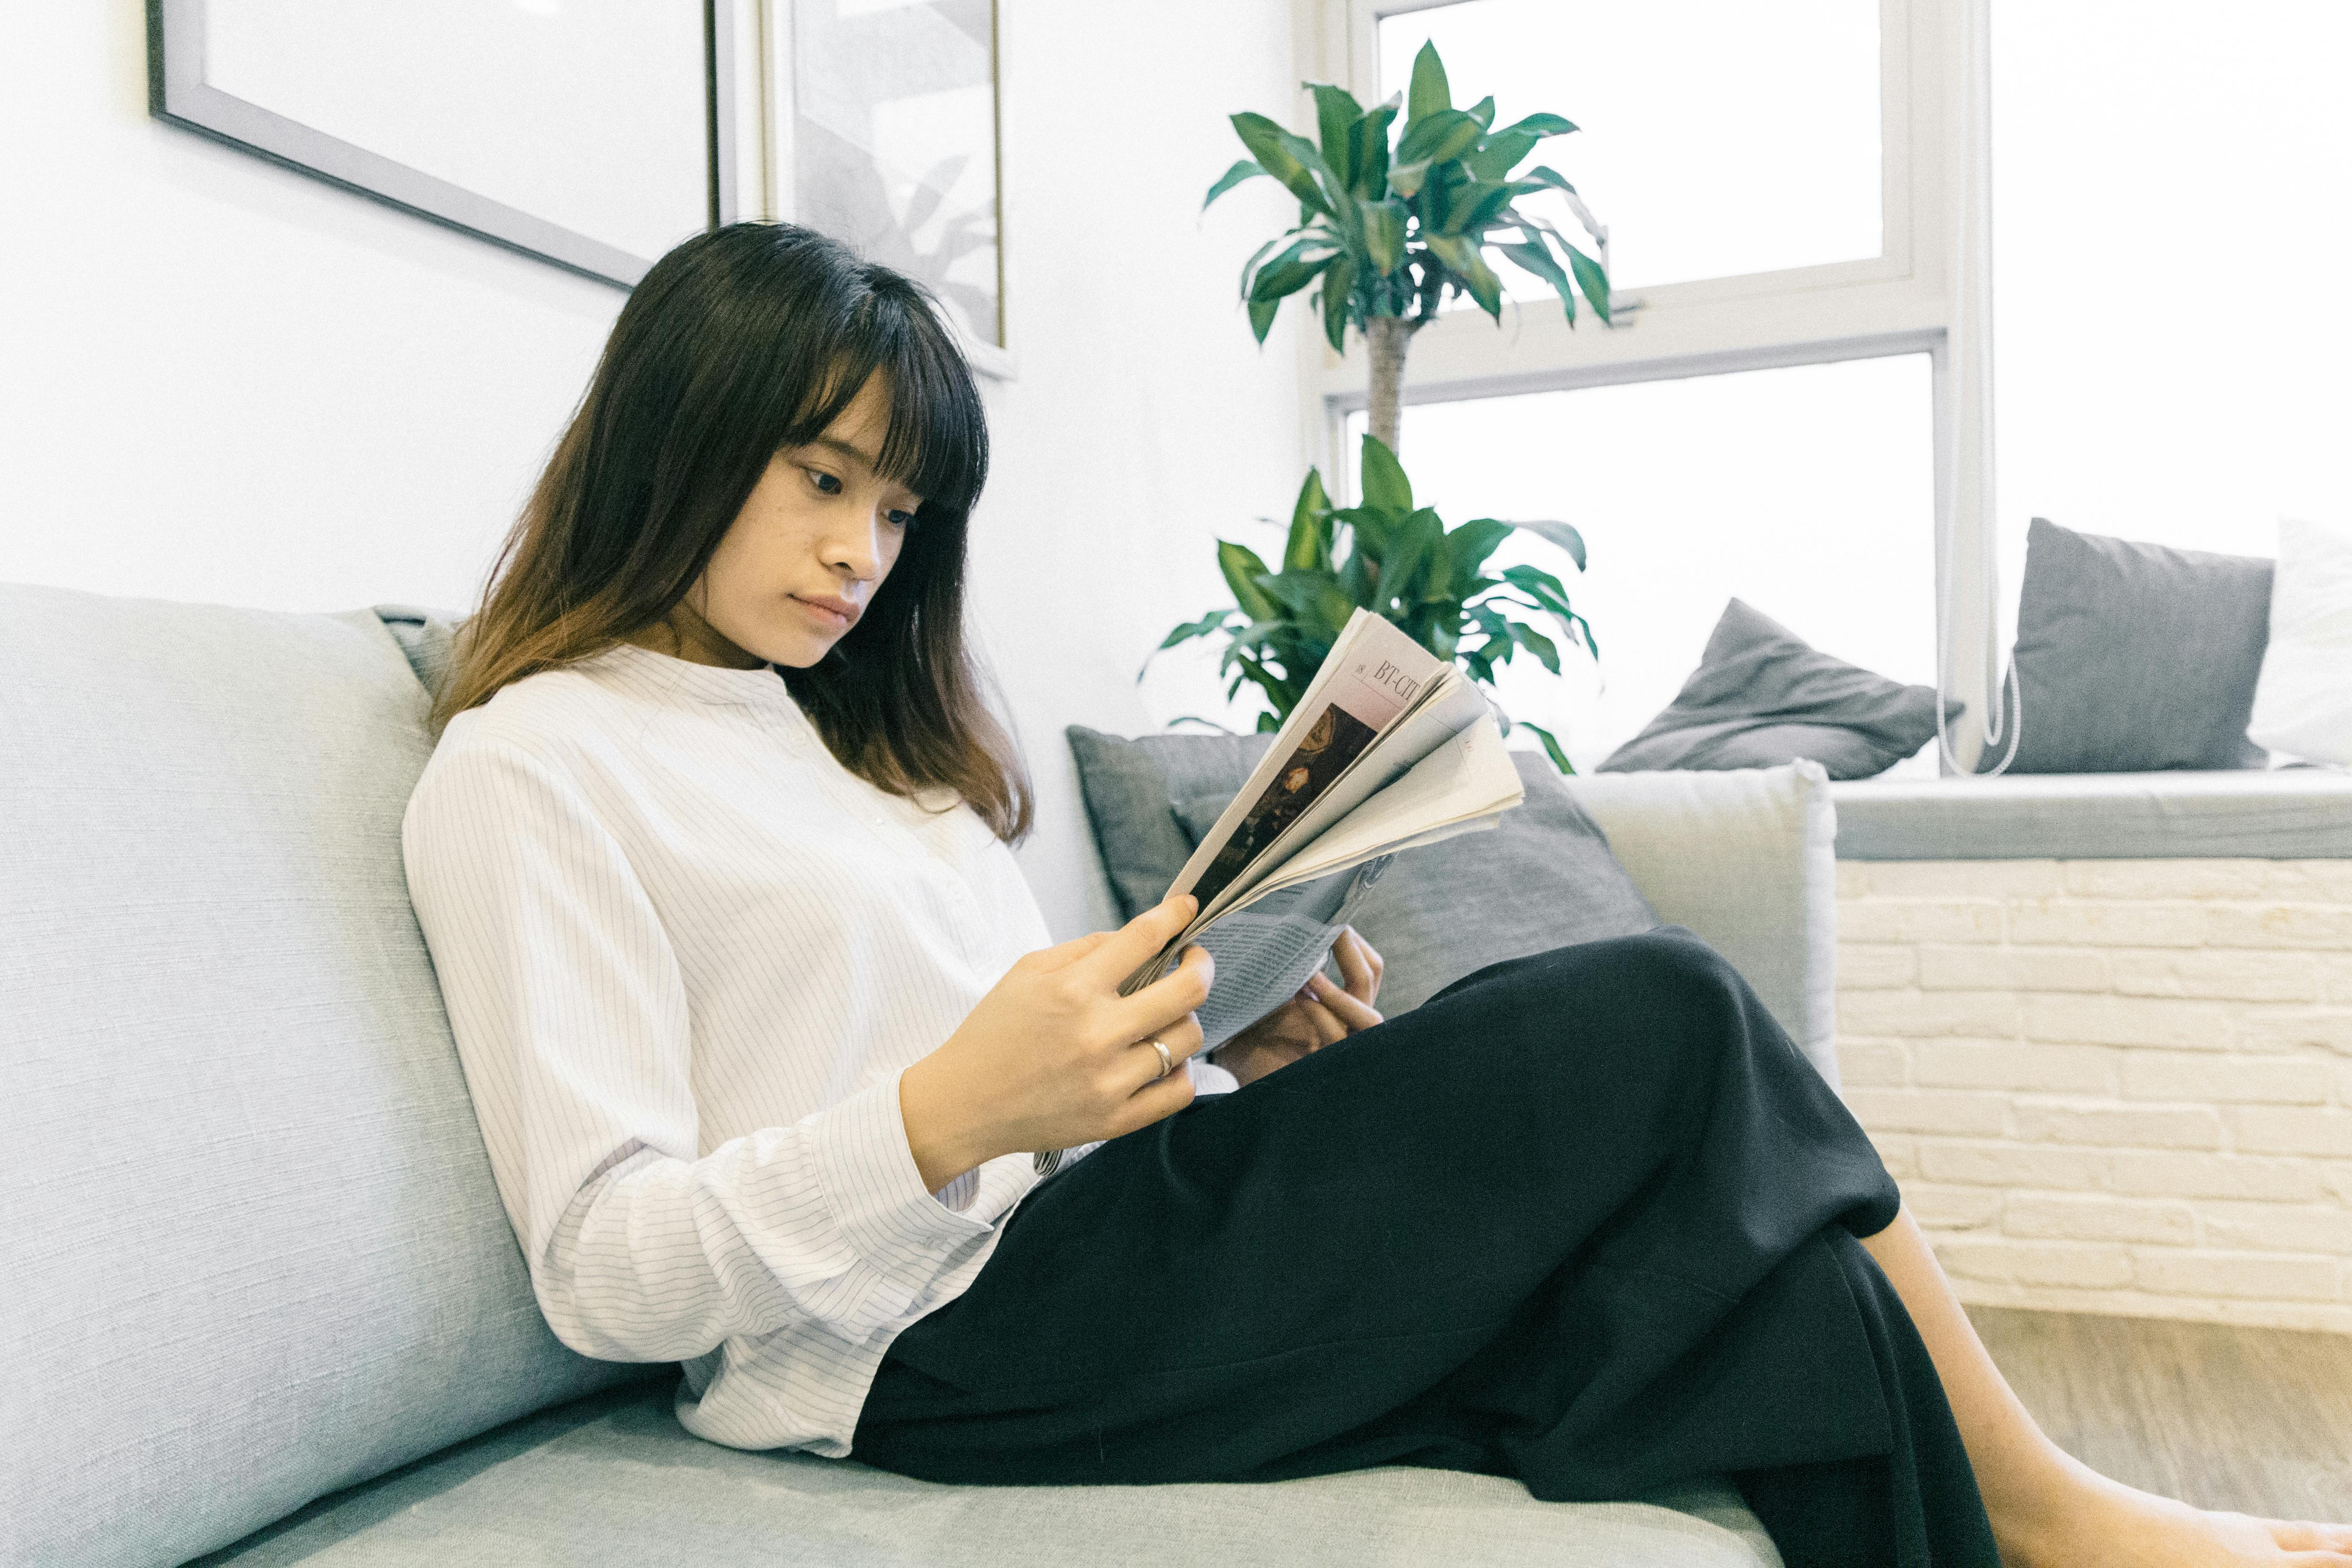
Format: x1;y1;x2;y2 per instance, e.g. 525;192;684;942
800;435;882;472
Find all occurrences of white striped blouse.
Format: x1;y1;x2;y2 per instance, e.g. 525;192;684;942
400;639;1221;1455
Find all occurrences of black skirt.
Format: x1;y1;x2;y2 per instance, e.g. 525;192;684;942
852;927;2001;1568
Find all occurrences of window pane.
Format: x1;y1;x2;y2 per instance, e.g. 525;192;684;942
1353;355;1936;773
1992;1;2352;580
1376;0;1882;295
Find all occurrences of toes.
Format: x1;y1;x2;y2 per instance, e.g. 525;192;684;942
2272;1519;2352;1552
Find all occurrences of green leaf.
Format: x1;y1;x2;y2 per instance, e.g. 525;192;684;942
1406;40;1451;123
1500;562;1578;614
1204;159;1267;210
1464;95;1495;129
1358;433;1413;515
1495;112;1578;138
1250;243;1338;304
1437;518;1514;591
1387;158;1432;200
1517;721;1574;774
1422;232;1502;318
1284;467;1333;571
1318;253;1357;352
1496;236;1575;324
1505;519;1587;570
1217;540;1281;621
1247;297;1280;343
1347;97;1400;198
1255;568;1356;638
1509;617;1562;673
1395;108;1483;168
1464;130;1537;182
1360;198;1406;274
1257;710;1283;733
1565;242;1612;326
1439;180;1516;237
1231;112;1331;216
1307;83;1363;172
1236;233;1287;301
1379;507;1446;610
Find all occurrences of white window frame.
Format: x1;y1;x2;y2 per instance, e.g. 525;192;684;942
1302;0;1998;769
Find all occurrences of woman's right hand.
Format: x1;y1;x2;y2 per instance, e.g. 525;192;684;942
897;892;1214;1191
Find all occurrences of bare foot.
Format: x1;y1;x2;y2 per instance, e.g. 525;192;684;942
2002;1458;2352;1566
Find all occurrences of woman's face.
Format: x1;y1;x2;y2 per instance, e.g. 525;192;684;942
657;372;924;670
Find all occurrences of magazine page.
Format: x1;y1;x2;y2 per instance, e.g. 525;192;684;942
1193;669;1492;926
1171;609;1447;912
1241;714;1522;900
1189;856;1392;1048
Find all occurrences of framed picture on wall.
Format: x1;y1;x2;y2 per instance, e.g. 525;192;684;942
778;0;1009;378
147;0;734;288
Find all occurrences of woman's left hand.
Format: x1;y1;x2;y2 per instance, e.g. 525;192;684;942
1210;926;1384;1089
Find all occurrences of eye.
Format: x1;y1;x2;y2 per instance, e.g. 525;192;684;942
885;507;919;530
804;467;843;496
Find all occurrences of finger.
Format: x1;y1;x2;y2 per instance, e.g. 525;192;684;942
1071;892;1200;986
1113;941;1215;1040
1331;929;1376;1001
1305;970;1383;1032
1294;995;1349;1048
1119;1013;1207;1093
1108;1063;1197;1136
1034;928;1116;972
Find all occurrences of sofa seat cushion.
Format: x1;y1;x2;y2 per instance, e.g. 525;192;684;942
197;1380;1781;1568
1831;768;2352;860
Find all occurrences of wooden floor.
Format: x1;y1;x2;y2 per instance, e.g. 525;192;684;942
1970;1306;2352;1523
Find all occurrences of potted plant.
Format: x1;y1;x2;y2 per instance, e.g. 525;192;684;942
1149;431;1594;774
1205;39;1613;452
1154;39;1608;771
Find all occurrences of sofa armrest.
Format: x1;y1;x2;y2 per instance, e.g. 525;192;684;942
1559;761;1840;1090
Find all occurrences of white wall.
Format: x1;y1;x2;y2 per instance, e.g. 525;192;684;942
0;3;1309;939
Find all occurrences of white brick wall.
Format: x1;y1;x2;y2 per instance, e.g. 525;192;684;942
1837;859;2352;1333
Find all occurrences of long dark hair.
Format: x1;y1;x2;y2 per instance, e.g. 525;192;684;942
433;220;1031;842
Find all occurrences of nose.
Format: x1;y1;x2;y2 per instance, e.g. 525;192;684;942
823;509;890;582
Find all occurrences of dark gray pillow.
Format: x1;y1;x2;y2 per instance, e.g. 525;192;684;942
1066;726;1659;1015
1597;598;1958;779
1993;517;2272;774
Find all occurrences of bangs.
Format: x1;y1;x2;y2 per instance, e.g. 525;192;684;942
779;280;989;518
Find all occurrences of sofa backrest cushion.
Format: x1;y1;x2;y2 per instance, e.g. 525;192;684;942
0;583;649;1568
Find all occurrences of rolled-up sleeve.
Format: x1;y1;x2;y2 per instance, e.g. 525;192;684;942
402;738;999;1366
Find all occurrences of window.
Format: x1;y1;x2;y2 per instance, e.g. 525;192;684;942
1989;0;2352;602
1348;356;1937;771
1375;0;1884;294
1314;0;1958;765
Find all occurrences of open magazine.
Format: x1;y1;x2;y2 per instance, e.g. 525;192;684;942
1036;609;1527;1174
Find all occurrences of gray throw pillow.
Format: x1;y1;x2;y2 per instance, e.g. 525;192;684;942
1992;517;2272;773
1597;598;1958;779
1066;727;1659;1015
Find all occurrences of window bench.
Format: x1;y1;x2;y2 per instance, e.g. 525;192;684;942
1827;770;2352;1332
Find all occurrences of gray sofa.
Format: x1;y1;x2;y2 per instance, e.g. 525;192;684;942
4;582;1850;1568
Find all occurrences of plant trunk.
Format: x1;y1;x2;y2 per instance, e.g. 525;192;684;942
1366;315;1413;455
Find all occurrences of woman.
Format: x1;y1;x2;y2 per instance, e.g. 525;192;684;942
402;221;2351;1568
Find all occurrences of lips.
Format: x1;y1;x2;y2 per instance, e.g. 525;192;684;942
792;594;860;629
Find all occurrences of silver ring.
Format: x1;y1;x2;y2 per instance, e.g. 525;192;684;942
1149;1038;1173;1079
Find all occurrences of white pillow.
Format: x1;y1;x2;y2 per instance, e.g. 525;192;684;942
2249;516;2352;764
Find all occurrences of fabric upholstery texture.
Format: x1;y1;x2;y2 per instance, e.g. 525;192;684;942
2249;517;2352;764
1065;726;1838;1085
0;583;654;1568
1070;726;1662;1016
1831;767;2352;860
196;1379;1781;1568
1994;516;2273;773
1561;761;1842;1088
1599;598;1955;779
